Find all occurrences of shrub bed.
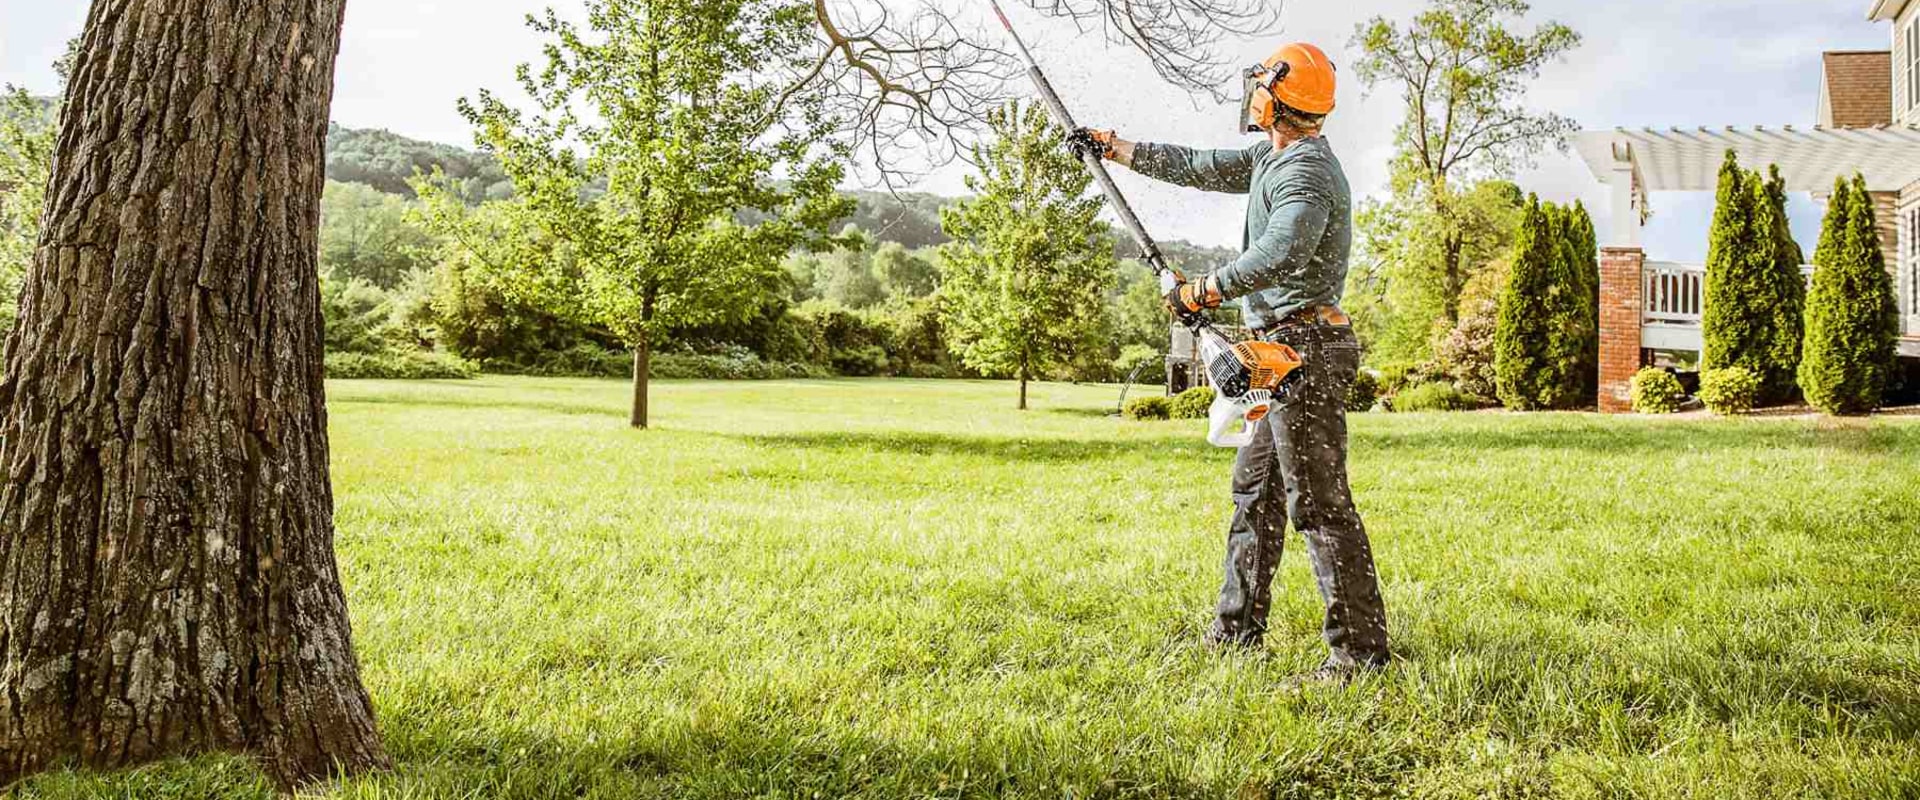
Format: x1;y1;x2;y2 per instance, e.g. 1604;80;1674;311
1392;382;1481;412
1631;367;1686;414
1168;386;1215;420
326;351;479;380
1122;395;1171;421
1697;367;1760;416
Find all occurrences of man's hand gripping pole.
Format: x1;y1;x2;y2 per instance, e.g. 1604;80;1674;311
986;0;1300;447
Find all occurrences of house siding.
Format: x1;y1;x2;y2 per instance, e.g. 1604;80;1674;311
1899;3;1920;124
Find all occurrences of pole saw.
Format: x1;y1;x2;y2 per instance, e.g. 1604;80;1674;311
985;0;1302;448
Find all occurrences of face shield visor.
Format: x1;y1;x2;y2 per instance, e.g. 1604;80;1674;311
1238;62;1290;134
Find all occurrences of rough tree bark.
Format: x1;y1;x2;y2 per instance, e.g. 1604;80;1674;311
0;0;389;788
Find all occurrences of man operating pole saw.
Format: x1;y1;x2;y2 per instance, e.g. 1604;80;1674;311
1071;43;1389;682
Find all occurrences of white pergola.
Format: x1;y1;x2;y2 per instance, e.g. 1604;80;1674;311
1575;125;1920;246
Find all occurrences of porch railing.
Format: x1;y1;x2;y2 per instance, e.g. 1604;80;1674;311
1638;261;1816;353
1643;261;1703;324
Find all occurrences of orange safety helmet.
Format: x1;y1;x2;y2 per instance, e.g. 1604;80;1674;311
1240;42;1337;133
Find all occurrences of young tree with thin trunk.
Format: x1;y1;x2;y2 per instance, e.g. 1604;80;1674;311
0;0;387;787
461;0;853;428
939;102;1115;410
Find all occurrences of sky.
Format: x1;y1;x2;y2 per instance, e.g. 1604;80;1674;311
0;0;1893;261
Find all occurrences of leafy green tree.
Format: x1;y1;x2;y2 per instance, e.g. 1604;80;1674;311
1703;153;1807;404
1800;176;1899;414
820;246;888;309
1350;0;1578;362
320;180;436;288
873;242;940;299
1494;197;1585;409
940;102;1116;410
413;189;611;365
459;0;851;427
1349;180;1525;365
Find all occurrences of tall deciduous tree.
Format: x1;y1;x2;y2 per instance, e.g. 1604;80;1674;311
1703;153;1806;404
1349;0;1578;356
460;0;853;428
0;0;387;787
1800;175;1899;415
940;102;1115;410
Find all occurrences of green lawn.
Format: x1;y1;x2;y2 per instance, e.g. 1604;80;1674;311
18;376;1920;799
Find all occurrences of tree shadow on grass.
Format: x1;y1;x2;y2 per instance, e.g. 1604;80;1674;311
730;430;1219;464
731;420;1919;466
1356;419;1918;458
332;393;621;420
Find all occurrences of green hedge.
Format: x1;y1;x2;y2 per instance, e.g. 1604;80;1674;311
652;351;829;380
326;351;479;380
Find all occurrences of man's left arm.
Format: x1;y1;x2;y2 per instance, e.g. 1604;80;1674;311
1210;181;1333;301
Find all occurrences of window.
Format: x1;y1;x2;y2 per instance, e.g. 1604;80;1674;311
1909;18;1919;112
1909;206;1920;319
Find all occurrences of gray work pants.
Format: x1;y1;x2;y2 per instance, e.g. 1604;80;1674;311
1210;322;1390;667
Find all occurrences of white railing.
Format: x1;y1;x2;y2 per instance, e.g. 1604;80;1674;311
1643;261;1703;324
1637;261;1817;354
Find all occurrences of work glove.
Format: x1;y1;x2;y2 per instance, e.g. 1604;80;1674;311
1163;271;1222;324
1065;127;1118;160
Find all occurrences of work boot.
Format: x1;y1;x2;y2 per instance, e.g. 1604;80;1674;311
1280;658;1382;690
1202;620;1262;651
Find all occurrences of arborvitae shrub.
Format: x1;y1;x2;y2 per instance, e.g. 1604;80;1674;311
1494;196;1585;410
1799;175;1899;415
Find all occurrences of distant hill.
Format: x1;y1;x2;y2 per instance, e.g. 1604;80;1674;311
324;123;511;204
318;123;1238;263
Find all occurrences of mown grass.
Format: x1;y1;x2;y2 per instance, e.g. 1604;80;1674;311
16;376;1920;799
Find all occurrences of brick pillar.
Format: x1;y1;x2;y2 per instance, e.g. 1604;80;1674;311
1598;247;1646;413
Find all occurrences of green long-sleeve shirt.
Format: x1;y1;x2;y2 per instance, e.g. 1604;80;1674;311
1131;137;1352;330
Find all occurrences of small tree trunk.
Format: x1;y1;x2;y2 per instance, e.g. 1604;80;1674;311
631;336;651;428
0;0;387;788
1018;364;1030;411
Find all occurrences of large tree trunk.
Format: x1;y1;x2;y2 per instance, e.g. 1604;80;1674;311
0;0;388;788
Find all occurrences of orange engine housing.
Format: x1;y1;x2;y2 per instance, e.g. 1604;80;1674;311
1232;341;1303;392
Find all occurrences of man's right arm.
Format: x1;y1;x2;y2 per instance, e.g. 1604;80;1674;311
1120;141;1258;195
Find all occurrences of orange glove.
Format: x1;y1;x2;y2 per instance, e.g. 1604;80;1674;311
1164;272;1223;322
1066;128;1119;160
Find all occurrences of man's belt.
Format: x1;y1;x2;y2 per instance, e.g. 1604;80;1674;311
1255;305;1350;339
